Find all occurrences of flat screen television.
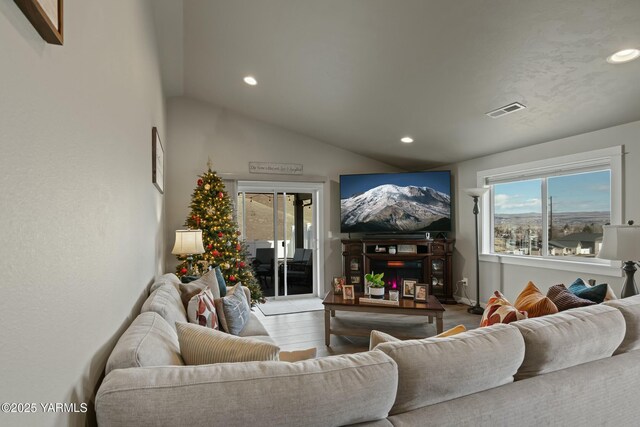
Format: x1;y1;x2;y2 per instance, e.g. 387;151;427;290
340;171;452;233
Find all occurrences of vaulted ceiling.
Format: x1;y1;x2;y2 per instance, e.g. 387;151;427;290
155;0;640;169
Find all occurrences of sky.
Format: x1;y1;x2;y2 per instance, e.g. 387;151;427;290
494;170;611;214
340;171;451;199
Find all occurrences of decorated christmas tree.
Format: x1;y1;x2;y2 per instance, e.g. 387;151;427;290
176;165;265;305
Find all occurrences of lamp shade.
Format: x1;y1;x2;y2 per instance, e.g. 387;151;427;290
465;187;490;198
597;225;640;261
171;230;205;255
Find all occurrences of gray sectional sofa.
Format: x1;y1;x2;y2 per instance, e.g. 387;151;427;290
96;273;640;426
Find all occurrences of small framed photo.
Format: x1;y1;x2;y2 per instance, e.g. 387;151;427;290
414;284;428;302
350;275;361;284
332;276;346;295
402;278;418;298
342;284;355;300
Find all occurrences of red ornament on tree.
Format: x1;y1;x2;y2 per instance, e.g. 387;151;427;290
229;275;236;282
197;179;203;186
218;232;224;238
207;244;213;250
212;249;220;257
236;244;242;251
218;192;224;199
180;267;188;275
239;261;246;268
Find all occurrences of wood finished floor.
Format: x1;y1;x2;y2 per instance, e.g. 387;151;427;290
253;302;482;357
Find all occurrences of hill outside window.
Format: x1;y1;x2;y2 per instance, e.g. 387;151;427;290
477;146;623;276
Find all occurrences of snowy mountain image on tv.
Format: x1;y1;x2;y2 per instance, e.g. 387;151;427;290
340;172;452;233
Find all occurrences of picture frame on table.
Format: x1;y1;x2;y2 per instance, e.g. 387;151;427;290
414;284;428;302
402;278;418;298
152;127;164;194
14;0;64;45
342;284;355;300
332;276;346;295
350;275;360;284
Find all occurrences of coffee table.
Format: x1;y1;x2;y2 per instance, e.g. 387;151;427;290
322;292;445;346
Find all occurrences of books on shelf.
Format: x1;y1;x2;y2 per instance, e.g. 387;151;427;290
358;297;399;306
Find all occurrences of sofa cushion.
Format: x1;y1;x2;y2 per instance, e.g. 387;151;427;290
546;284;595;311
222;283;251;335
568;278;608;303
105;312;183;375
149;273;181;294
375;323;525;415
176;322;279;364
386;350;640;427
605;294;640;354
480;291;527;327
96;351;398;427
368;325;467;350
141;283;187;330
512;304;625;380
514;281;558;318
186;288;219;330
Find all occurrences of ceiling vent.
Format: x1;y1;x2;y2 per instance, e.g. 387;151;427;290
486;102;526;118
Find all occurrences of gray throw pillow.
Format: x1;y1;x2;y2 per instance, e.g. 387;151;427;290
222;283;250;335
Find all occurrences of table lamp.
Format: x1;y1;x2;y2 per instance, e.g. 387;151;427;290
597;221;640;298
465;187;490;314
172;229;205;276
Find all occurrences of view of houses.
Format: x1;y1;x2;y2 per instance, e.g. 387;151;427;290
494;211;609;257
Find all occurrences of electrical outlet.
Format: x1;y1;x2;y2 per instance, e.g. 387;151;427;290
462;278;468;287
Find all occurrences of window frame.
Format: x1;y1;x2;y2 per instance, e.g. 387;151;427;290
477;146;623;277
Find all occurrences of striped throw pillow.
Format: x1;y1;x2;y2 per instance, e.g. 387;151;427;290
547;284;595;311
514;281;558;318
176;322;280;364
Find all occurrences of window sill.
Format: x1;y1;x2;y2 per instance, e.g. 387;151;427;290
478;254;623;278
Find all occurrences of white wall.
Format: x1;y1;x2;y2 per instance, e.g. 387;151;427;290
0;1;166;426
451;120;640;303
165;97;399;292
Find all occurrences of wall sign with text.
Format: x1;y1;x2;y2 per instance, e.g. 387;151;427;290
249;162;303;175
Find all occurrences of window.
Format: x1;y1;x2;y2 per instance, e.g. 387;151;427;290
478;146;622;274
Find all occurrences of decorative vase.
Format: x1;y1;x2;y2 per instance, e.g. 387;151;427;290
370;287;385;299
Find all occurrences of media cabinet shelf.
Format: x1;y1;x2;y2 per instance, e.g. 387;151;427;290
341;238;455;304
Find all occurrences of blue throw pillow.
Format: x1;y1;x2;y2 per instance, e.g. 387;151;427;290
568;278;608;303
214;265;227;297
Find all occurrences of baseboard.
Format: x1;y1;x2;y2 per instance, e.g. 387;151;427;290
454;295;486;309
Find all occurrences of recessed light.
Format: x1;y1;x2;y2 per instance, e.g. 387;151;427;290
401;137;414;144
607;49;640;64
243;76;258;86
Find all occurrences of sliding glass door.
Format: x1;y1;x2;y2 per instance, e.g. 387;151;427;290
237;182;322;298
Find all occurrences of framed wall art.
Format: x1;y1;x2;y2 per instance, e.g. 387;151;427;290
14;0;63;45
152;127;164;194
